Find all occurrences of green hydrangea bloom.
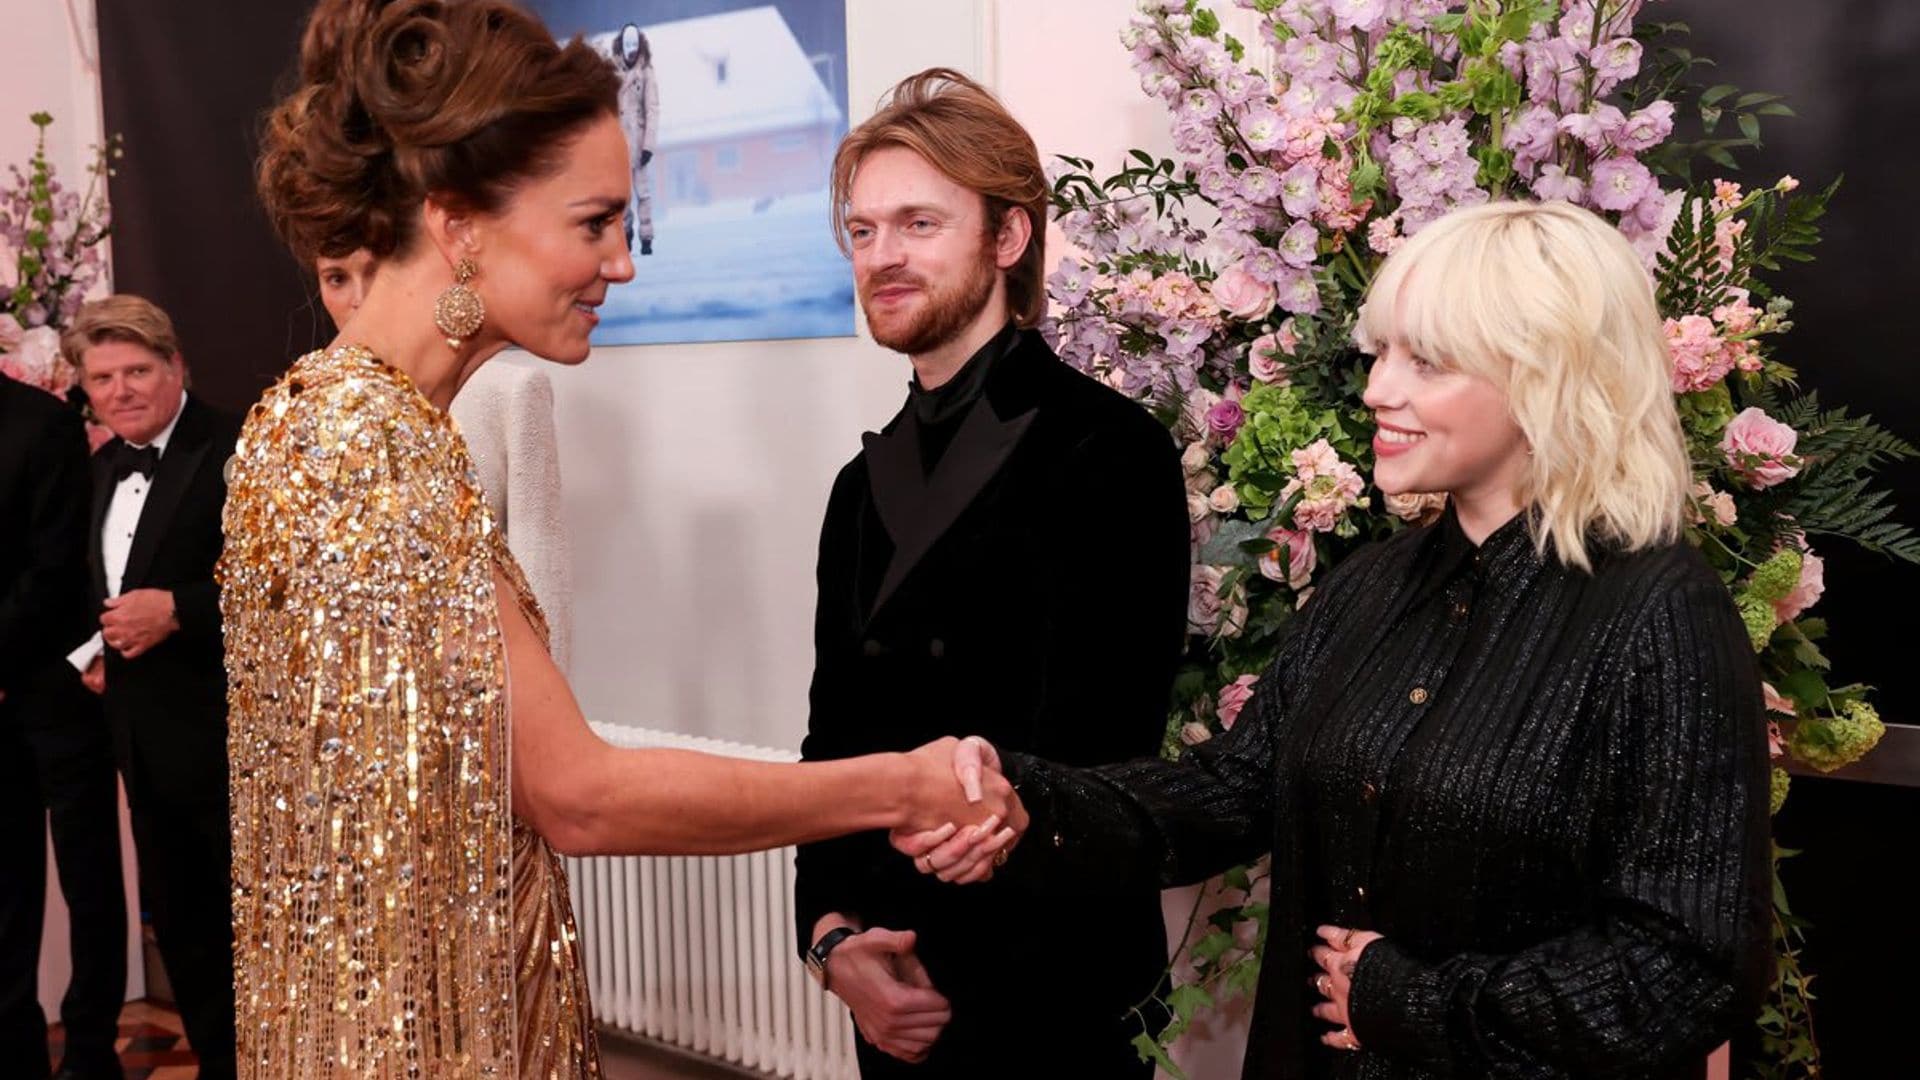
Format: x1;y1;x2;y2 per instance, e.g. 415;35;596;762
1769;766;1791;815
1745;548;1803;605
1788;700;1886;772
1737;594;1778;652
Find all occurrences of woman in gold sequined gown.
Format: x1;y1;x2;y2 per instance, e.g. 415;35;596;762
226;3;1021;1077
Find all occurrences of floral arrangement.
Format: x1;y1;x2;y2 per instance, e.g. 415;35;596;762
1041;2;1916;1075
0;111;119;416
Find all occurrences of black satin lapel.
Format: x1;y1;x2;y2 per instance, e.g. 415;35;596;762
869;398;1035;618
88;445;115;602
120;438;208;590
863;420;924;548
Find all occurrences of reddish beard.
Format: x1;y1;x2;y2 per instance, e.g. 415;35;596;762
859;231;999;356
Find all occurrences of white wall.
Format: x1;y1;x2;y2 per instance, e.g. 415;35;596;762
0;0;145;1021
548;0;993;751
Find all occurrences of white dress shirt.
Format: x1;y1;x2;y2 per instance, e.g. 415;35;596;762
67;389;188;672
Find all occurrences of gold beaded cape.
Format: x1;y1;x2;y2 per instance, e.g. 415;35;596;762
221;346;598;1078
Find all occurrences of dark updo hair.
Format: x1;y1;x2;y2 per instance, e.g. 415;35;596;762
258;0;619;264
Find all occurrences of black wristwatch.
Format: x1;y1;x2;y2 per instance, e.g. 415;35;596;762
806;926;860;989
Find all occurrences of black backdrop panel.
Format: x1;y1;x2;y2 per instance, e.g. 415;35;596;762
96;0;323;415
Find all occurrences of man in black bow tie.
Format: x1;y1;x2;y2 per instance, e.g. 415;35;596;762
63;296;240;1080
794;71;1189;1078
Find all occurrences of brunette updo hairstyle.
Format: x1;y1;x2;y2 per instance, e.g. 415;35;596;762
258;0;619;265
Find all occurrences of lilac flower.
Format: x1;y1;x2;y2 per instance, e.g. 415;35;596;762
1198;164;1238;202
1181;87;1225;123
1238;166;1281;204
1219;201;1259;236
1589;156;1655;212
1278;159;1321;218
1615;100;1676;153
1280;34;1340;81
1329;0;1387;33
1274;266;1322;315
1558;104;1625;154
1277;220;1320;268
1531;163;1587;204
1521;36;1583;110
1412;117;1471;164
1591;38;1643;86
1242;246;1286;284
1504;103;1560;169
1195;43;1236;82
1162;318;1213;358
1048;259;1094;308
1242;108;1285;153
1218;68;1263;106
1172;118;1218;155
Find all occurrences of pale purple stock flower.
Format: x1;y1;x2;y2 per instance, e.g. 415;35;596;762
1589;157;1655;212
1243;109;1286;153
1532;163;1587;204
1616;100;1676;153
1278;159;1321;217
1558;104;1625;154
1238;166;1282;204
1277;220;1320;268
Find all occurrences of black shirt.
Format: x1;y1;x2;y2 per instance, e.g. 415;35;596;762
1006;505;1772;1079
906;320;1018;474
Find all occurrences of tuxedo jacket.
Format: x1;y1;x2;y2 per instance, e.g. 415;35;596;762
88;394;241;806
0;377;92;694
795;330;1190;1031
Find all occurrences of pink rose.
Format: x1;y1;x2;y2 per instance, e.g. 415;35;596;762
1207;483;1240;514
0;313;23;352
1180;441;1213;476
1210;266;1276;321
1248;334;1290;385
1179;721;1213;747
1206;398;1245;443
1188;565;1246;637
1721;408;1800;489
1774;549;1824;622
1688;481;1738;527
1259;526;1316;589
1217;674;1260;730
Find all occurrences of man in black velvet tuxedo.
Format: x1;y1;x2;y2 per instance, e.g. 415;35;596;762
0;374;128;1080
63;296;240;1080
793;70;1189;1077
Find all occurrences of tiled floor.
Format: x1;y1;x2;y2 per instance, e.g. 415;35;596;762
47;999;198;1079
50;1000;761;1080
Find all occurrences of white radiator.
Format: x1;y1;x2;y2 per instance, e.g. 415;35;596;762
566;724;859;1079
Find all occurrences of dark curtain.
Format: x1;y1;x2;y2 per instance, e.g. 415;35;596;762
96;0;323;414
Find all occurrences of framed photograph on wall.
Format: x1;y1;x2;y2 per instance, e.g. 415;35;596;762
527;0;852;346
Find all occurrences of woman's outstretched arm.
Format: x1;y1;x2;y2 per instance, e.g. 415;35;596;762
500;570;1021;856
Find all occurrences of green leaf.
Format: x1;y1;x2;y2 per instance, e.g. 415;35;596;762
1739;113;1762;143
1700;84;1737;106
1168;982;1214;1022
1191;7;1221;38
1132;1032;1183;1077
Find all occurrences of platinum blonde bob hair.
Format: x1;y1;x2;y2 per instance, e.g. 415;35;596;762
1354;200;1691;571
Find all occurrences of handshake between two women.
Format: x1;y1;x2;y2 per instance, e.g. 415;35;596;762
892;735;1019;886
